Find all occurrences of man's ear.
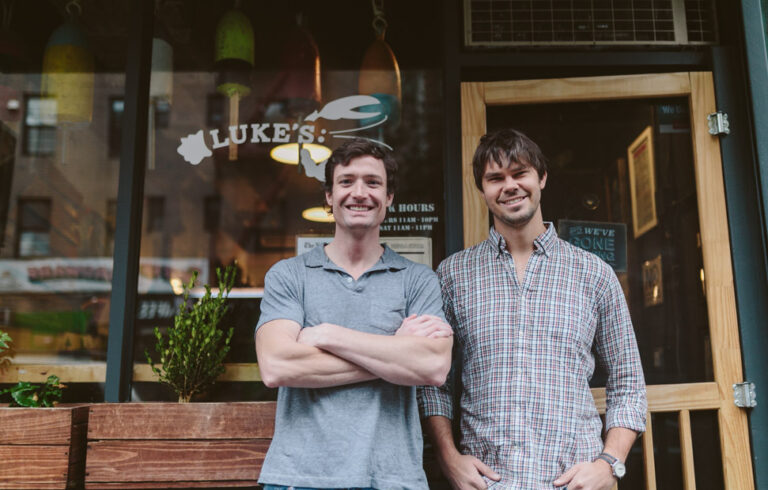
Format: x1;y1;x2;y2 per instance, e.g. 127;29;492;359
325;191;333;208
386;192;394;207
539;171;548;189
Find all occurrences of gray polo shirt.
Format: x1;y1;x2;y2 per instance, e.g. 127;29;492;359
255;245;445;490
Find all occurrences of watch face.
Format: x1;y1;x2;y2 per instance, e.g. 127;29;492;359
614;461;627;478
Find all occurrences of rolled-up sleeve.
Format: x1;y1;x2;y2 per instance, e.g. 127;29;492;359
418;262;458;419
595;269;647;433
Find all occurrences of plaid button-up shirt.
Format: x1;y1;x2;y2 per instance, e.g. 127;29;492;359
419;224;646;489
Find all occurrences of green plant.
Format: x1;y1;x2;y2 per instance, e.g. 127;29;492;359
0;329;12;373
146;265;236;403
0;375;65;407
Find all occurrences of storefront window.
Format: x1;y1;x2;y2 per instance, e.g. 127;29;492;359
0;0;129;400
134;1;445;401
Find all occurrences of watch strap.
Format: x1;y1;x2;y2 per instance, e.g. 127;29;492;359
597;452;618;465
597;452;624;479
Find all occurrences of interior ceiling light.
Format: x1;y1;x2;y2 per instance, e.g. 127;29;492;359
271;142;331;165
267;14;323;165
302;206;334;223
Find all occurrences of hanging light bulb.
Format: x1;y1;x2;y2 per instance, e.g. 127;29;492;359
358;0;401;129
41;0;94;124
215;0;254;161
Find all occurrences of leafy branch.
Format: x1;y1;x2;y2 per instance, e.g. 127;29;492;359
0;329;12;374
0;375;65;407
146;265;236;403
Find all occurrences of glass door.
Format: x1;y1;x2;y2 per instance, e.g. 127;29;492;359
460;73;752;489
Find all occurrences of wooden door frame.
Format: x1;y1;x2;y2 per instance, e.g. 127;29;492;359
461;72;753;489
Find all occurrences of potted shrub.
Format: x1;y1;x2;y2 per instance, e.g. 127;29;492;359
85;266;276;489
0;329;88;489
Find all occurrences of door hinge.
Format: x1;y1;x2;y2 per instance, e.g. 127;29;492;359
733;382;757;408
707;112;730;135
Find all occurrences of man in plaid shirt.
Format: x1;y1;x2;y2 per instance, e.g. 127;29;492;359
419;129;646;489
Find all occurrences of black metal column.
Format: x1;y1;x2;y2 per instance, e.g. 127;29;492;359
442;0;464;256
104;0;154;402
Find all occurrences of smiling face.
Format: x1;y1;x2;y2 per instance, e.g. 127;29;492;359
325;155;393;234
481;158;547;232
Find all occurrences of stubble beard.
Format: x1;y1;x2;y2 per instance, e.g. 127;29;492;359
493;197;540;229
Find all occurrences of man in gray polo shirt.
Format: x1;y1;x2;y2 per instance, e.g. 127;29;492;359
255;138;453;490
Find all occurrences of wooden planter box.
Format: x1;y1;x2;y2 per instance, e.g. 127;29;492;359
0;405;89;489
85;402;276;489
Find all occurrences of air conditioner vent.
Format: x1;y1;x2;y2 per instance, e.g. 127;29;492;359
465;0;718;47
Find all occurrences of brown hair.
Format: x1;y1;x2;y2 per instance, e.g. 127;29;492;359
472;128;548;190
324;138;397;195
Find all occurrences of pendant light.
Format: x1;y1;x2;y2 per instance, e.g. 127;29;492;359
267;14;329;167
358;0;401;130
215;0;254;161
41;0;94;124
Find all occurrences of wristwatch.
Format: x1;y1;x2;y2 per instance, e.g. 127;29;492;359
596;451;626;479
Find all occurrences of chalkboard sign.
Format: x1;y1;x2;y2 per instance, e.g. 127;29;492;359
558;220;627;272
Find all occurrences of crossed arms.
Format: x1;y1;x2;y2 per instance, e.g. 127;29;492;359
256;314;453;389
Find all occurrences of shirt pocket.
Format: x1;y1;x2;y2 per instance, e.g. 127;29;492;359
366;300;406;335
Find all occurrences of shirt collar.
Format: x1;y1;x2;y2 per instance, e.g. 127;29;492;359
304;243;408;272
487;222;557;257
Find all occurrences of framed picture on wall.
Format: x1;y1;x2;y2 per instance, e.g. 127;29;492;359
627;126;658;238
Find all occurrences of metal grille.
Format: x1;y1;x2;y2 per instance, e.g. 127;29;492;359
685;0;717;42
465;0;718;46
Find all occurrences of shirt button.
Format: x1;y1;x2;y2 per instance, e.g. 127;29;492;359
346;277;352;283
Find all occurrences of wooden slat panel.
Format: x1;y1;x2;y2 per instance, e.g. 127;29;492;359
0;406;85;445
0;363;263;383
688;71;754;490
483;73;691;105
86;480;257;489
87;402;276;439
642;411;657;490
679;410;696;490
0;484;71;490
591;382;720;413
85;440;269;483
461;82;489;248
0;445;70;483
132;363;262;382
0;363;106;383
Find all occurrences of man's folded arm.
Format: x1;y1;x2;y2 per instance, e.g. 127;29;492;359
255;319;377;388
299;321;453;387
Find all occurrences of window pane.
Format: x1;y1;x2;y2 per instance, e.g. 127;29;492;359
133;0;446;401
0;0;130;398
